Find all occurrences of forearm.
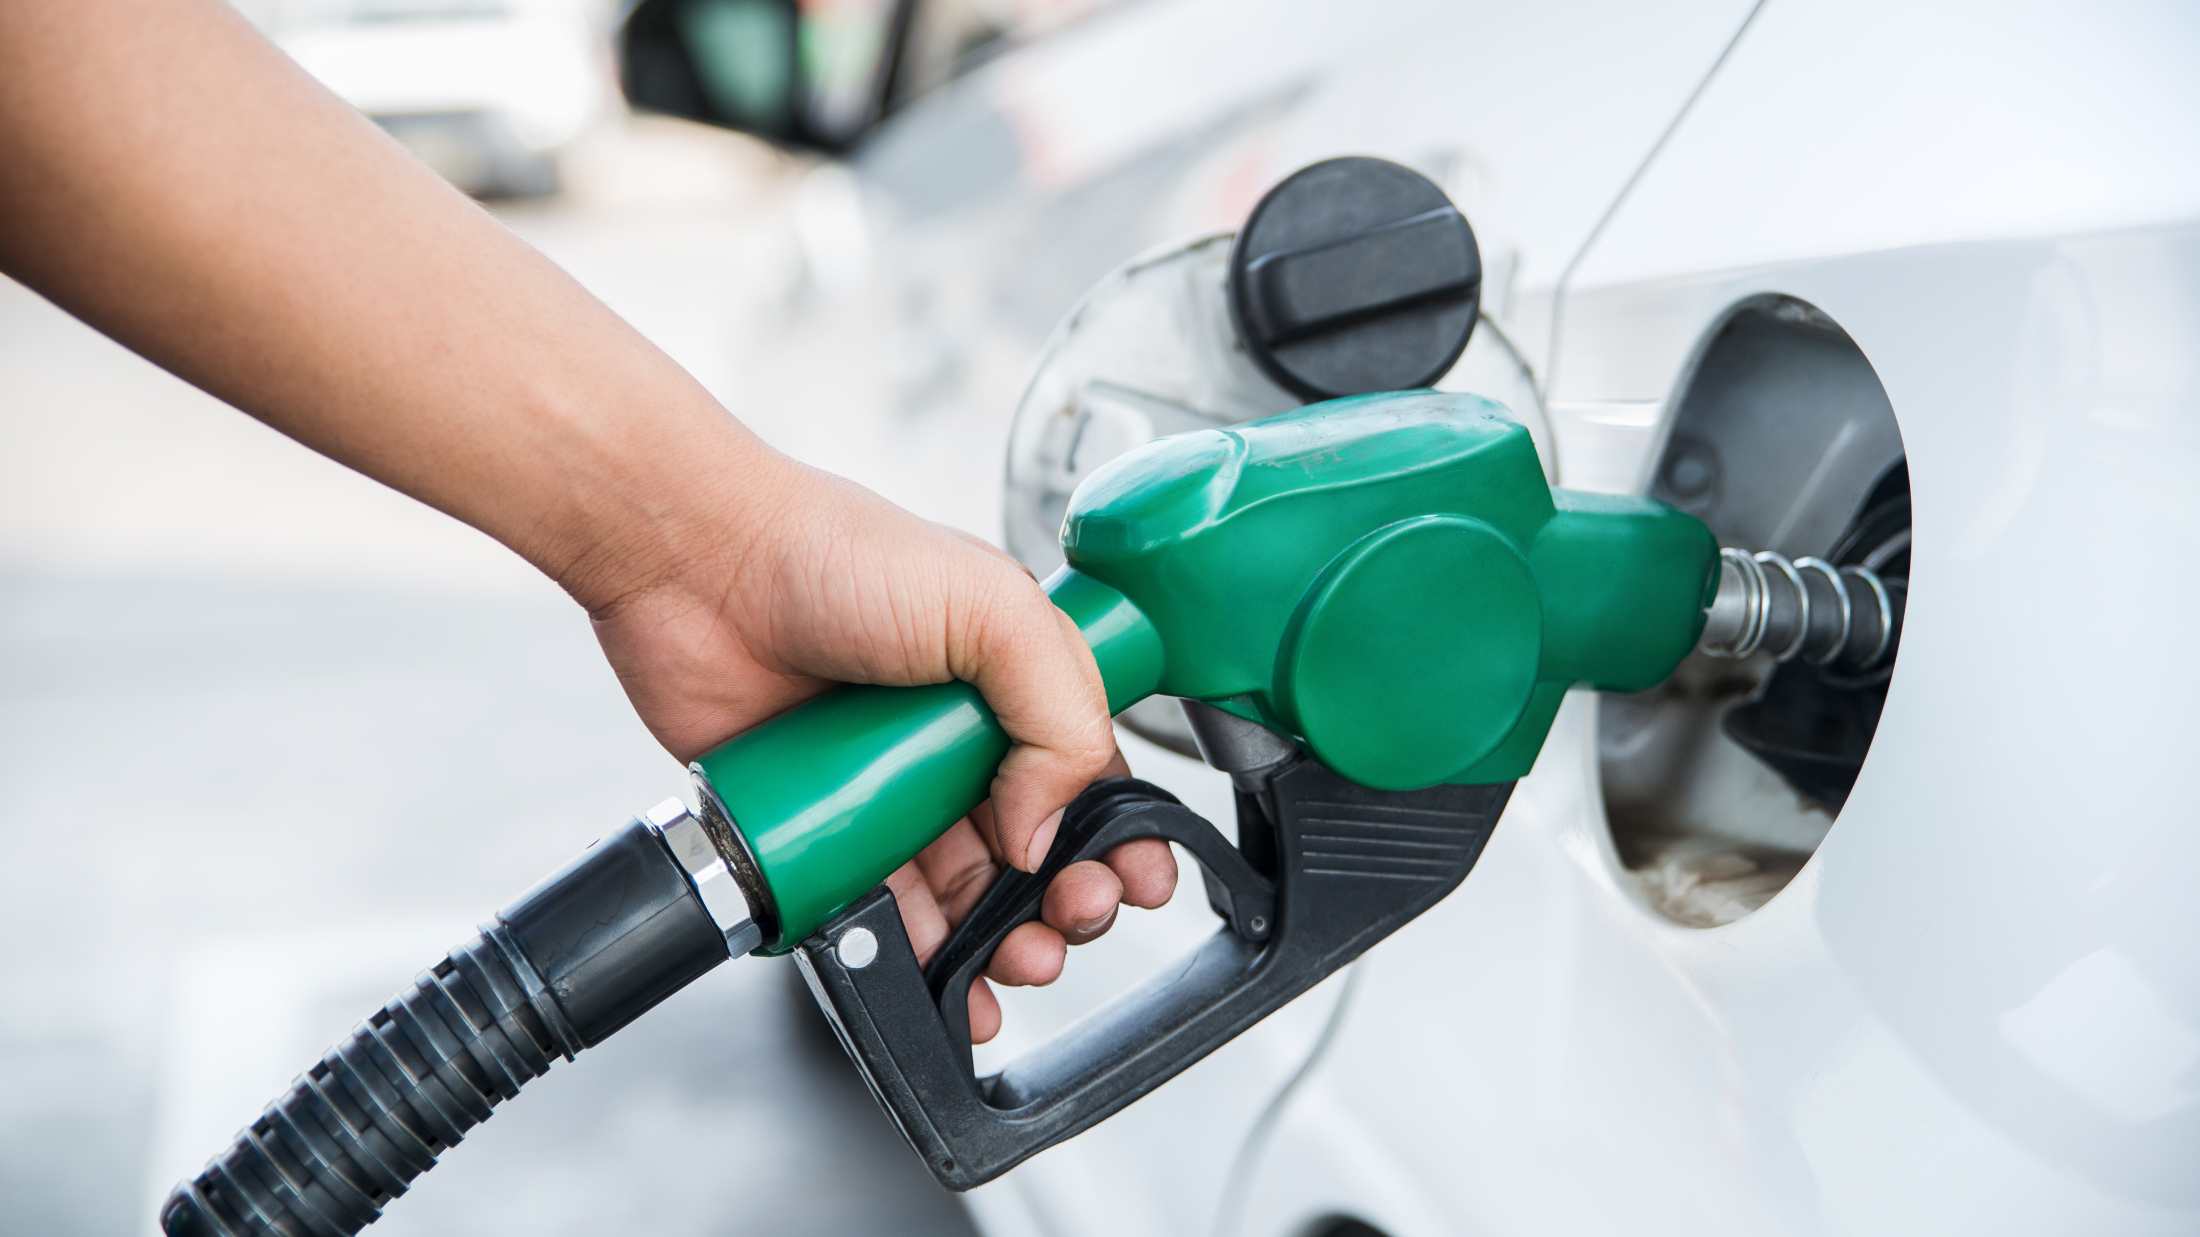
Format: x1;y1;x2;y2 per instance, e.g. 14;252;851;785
0;1;767;607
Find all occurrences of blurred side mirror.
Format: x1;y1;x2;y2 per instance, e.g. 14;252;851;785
619;0;919;155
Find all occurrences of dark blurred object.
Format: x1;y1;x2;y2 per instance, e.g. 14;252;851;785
620;0;921;154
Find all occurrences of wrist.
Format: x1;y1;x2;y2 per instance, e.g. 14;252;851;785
537;412;795;618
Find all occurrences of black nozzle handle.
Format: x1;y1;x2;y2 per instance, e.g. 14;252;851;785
922;779;1277;1072
160;813;734;1236
798;763;1513;1189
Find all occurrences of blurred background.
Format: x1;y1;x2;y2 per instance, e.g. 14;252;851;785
0;0;1173;1232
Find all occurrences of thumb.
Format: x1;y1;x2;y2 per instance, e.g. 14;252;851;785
953;569;1118;872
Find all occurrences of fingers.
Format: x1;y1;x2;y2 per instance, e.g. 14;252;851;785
939;523;1032;576
967;978;1002;1044
884;861;948;963
986;921;1067;987
1104;838;1178;909
915;835;1175;1049
895;849;1004;1044
893;854;1038;1045
1041;859;1124;945
955;571;1118;872
913;817;1000;926
1028;751;1171;913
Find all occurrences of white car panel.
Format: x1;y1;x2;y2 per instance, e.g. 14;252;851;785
1226;3;2200;1234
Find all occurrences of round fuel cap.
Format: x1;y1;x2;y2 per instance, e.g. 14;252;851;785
1227;156;1481;401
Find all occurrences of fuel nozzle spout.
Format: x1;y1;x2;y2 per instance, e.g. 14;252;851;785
1698;546;1906;671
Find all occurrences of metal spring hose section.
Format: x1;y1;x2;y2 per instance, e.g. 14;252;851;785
1698;547;1902;670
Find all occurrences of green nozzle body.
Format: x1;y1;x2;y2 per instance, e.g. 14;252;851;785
696;392;1715;949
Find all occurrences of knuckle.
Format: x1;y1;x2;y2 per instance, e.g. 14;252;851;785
955;561;1046;672
988;571;1052;643
937;858;999;915
1060;725;1118;775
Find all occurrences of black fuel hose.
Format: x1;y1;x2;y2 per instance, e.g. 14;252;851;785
160;816;734;1236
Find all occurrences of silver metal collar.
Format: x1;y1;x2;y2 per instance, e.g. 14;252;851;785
646;798;765;957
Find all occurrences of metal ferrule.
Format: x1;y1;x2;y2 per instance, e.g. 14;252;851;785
1698;546;1901;670
645;798;766;957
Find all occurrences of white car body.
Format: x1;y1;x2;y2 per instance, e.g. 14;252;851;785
749;1;2200;1232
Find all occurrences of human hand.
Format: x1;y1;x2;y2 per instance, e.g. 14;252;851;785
574;450;1177;1042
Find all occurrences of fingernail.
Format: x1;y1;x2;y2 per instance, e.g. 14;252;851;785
1022;808;1064;872
1069;908;1117;942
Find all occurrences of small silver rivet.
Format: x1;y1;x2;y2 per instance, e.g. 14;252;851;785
1249;916;1269;934
838;927;879;970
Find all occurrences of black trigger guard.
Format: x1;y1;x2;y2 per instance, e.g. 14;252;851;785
924;778;1276;1070
793;757;1513;1190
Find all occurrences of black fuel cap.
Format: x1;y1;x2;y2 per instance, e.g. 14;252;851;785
1227;156;1480;401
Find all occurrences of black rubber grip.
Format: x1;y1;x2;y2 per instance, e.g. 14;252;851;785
160;817;730;1235
797;763;1514;1189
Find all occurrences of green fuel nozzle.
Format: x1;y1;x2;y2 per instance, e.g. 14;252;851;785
163;390;1722;1235
699;391;1717;952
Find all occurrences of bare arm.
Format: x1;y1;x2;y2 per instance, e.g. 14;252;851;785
0;0;1174;1037
0;0;733;605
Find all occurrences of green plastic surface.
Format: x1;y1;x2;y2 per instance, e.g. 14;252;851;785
694;570;1161;951
696;391;1716;948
